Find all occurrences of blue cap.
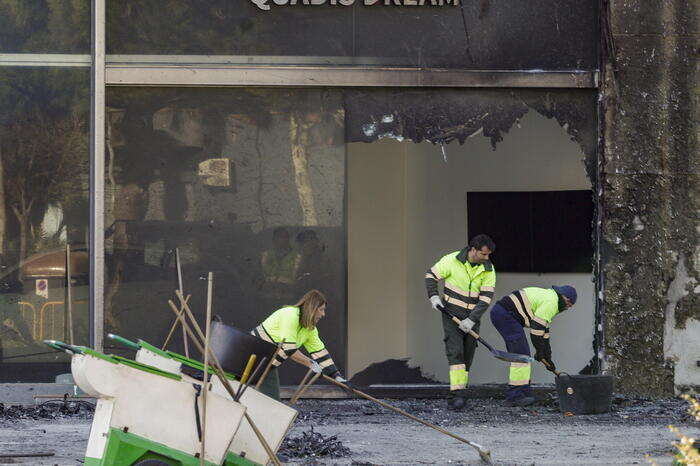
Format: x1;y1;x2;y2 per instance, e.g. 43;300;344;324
552;285;577;305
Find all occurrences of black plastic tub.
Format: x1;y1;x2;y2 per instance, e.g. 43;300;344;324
209;320;278;383
555;373;614;414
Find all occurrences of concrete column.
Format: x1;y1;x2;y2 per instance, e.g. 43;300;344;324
602;0;699;395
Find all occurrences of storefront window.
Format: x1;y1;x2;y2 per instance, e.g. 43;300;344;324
106;1;597;70
0;68;90;382
104;88;346;383
0;1;90;53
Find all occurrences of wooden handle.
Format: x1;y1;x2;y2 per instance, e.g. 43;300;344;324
289;368;314;405
167;297;282;466
450;316;482;339
290;371;322;404
161;294;191;351
322;374;491;462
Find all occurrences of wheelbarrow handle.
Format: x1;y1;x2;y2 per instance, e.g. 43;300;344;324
107;333;140;351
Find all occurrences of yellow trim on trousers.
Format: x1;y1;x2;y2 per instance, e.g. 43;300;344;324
449;364;468;391
509;362;531;386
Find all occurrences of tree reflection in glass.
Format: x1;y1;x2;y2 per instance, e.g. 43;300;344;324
0;68;89;382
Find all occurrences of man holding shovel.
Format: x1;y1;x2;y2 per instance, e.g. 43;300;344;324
489;285;577;407
425;234;496;410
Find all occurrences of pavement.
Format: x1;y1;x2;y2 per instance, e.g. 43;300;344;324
0;395;698;465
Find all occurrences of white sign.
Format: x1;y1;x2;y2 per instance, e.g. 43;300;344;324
251;0;459;11
36;279;49;299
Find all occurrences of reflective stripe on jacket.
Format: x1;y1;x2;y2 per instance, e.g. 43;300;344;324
253;306;338;375
425;248;496;321
499;287;561;360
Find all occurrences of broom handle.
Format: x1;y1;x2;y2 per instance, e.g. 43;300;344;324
322;374;490;456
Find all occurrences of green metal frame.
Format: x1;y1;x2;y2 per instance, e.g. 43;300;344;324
85;428;260;466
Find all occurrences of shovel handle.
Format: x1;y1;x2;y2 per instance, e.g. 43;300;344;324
438;306;493;349
542;359;561;377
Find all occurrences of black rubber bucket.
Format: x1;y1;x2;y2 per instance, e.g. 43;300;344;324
555;373;614;414
209;320;278;383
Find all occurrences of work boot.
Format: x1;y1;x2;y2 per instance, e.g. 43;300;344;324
448;396;467;410
504;396;536;407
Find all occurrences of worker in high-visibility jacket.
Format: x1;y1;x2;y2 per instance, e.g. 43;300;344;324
425;234;496;410
251;289;347;400
490;285;577;406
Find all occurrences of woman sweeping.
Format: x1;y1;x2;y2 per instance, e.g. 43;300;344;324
251;289;348;400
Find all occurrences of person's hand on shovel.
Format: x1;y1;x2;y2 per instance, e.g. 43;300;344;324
333;371;356;396
429;295;444;311
539;357;560;376
458;317;476;333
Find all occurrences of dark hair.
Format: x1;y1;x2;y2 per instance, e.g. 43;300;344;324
469;234;496;253
296;229;318;244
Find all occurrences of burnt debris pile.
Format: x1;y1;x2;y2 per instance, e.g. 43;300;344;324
0;399;94;422
279;427;351;460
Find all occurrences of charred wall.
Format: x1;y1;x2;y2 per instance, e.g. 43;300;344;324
601;0;699;395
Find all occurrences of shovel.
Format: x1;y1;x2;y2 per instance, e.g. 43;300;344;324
437;306;532;364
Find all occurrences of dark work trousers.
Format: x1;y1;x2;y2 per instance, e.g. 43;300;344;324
490;303;533;401
441;311;480;394
257;366;280;401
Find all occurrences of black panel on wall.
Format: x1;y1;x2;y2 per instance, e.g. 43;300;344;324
467;191;593;273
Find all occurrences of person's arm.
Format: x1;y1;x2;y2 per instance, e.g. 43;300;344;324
425;255;451;309
304;328;341;378
467;268;496;322
531;298;557;365
289;350;316;369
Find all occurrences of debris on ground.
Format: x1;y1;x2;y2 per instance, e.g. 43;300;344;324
0;397;697;465
0;399;94;424
279;426;351;460
292;395;697;428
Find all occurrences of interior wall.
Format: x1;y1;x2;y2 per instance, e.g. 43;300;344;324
347;142;408;374
348;110;594;385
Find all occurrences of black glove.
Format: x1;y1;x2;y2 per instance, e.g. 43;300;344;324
539;358;557;373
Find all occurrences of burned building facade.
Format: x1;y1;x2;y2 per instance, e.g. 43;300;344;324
0;1;696;396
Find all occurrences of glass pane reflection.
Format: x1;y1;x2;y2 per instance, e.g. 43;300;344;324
104;88;346;383
0;68;90;381
0;1;90;53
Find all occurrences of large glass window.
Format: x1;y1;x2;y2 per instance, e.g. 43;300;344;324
0;1;90;53
0;68;90;382
104;88;347;383
106;1;598;70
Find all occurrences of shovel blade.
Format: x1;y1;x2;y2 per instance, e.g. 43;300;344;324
492;349;533;364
